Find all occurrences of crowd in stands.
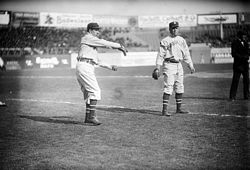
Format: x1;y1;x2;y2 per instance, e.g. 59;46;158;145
0;24;249;55
0;26;148;55
159;24;250;48
0;27;79;54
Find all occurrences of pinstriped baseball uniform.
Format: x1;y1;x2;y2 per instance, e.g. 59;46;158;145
76;33;121;104
156;35;194;94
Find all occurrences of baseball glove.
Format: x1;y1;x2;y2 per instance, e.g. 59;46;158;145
117;44;128;56
152;68;160;80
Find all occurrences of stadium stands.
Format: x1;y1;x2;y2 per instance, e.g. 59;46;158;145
0;26;150;54
0;12;249;56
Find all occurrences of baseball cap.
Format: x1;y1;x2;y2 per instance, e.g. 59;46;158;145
169;21;179;29
87;22;100;30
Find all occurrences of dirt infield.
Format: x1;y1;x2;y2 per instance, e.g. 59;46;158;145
0;65;249;170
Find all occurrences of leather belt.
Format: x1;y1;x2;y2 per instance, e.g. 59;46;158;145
164;58;180;63
77;58;97;65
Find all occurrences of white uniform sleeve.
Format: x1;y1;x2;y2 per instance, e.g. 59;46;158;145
156;40;168;66
181;38;193;67
82;35;121;49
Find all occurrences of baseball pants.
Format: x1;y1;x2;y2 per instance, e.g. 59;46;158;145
162;62;184;94
76;62;101;104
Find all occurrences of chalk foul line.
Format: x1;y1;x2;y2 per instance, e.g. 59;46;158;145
6;98;249;118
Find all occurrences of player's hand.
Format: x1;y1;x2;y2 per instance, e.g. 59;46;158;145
118;44;128;56
111;65;118;71
189;65;195;74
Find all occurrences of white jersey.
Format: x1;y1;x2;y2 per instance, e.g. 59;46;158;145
76;33;121;103
78;33;121;64
156;35;193;67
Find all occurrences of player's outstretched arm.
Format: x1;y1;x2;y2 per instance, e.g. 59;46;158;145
110;44;128;56
188;63;195;74
116;44;128;56
98;63;118;71
85;36;127;56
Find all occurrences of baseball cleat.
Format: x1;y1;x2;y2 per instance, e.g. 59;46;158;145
162;111;171;116
176;110;189;114
85;117;102;126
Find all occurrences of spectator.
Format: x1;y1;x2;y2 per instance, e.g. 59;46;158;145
229;30;250;101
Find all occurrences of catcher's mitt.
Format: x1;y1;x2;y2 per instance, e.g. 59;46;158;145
152;68;160;80
118;44;128;56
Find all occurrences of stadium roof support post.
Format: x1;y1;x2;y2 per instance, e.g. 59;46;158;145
220;19;224;40
213;11;226;41
217;12;225;40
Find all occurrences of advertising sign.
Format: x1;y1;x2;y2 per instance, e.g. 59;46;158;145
39;12;92;28
5;60;22;70
120;52;157;67
240;12;250;24
12;12;39;26
0;11;10;25
71;52;157;68
93;15;137;27
198;14;237;25
138;15;197;28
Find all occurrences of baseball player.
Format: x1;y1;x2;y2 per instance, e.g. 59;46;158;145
0;56;7;107
76;22;127;125
152;21;195;116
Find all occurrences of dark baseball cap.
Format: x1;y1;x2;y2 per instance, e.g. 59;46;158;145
87;22;100;30
169;21;179;29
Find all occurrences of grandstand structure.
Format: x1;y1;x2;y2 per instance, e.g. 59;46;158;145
0;10;250;69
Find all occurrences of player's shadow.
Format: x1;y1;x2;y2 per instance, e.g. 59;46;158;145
17;115;96;126
97;106;161;116
183;96;227;100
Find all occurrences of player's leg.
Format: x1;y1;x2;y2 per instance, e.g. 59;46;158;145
175;67;188;114
162;92;171;116
175;93;188;114
83;84;101;125
242;69;249;100
83;75;101;125
85;99;101;125
162;73;174;116
76;63;101;125
229;70;241;100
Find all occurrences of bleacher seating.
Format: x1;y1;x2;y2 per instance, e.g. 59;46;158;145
0;23;249;55
134;29;160;50
156;24;250;48
0;26;146;55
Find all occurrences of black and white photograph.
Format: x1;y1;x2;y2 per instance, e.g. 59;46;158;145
0;0;249;169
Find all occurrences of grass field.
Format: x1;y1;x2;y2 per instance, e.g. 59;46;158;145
0;64;249;170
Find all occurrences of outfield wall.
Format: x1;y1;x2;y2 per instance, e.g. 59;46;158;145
4;48;250;70
70;52;158;68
